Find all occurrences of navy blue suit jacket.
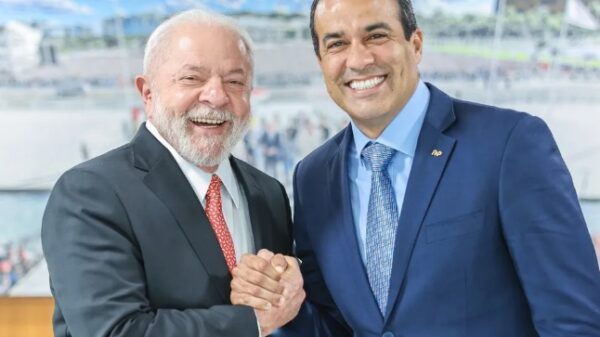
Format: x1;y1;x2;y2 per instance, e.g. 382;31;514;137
289;83;600;337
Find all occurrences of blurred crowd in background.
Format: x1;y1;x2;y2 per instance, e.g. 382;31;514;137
0;240;39;294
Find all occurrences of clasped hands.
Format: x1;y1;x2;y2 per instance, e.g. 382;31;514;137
231;249;305;336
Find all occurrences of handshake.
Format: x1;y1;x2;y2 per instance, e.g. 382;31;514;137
230;249;306;336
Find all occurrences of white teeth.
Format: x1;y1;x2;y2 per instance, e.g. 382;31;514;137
190;118;225;125
349;76;385;90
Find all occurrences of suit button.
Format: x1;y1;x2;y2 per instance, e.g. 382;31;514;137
382;332;394;337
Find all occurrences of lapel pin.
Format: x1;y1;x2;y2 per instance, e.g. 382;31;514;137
431;149;443;157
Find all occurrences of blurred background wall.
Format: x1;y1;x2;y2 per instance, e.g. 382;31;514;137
0;0;599;334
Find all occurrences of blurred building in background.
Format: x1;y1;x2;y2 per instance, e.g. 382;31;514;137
0;21;42;82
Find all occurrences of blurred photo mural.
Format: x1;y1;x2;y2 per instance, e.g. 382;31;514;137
0;0;598;296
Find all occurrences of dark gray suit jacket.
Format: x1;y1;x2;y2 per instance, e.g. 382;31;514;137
42;125;293;337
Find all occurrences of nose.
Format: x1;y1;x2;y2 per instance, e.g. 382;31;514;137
198;77;229;108
346;42;374;71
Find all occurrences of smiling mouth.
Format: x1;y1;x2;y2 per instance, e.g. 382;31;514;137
190;117;228;128
346;75;387;91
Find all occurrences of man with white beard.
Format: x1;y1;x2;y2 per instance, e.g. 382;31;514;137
42;9;304;337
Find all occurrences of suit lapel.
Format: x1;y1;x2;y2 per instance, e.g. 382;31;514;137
326;127;384;324
385;84;457;320
230;157;271;251
133;126;231;303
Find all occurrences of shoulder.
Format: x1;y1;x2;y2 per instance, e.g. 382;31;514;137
453;98;528;125
55;143;134;191
448;98;539;143
296;126;348;174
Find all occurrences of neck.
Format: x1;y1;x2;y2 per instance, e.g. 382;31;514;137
199;164;218;173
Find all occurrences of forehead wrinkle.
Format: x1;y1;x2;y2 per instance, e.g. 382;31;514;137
180;64;209;72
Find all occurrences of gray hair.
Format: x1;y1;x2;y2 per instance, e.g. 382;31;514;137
143;8;254;78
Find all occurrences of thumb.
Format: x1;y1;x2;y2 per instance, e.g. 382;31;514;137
270;254;288;273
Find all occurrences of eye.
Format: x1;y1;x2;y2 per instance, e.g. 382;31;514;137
326;40;345;50
179;75;198;81
367;33;387;41
228;80;245;86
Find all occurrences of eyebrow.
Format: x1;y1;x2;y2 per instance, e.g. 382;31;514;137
365;22;392;32
322;31;344;45
178;64;209;74
225;68;247;77
177;64;247;77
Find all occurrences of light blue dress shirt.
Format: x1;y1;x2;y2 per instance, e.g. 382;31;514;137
348;80;430;263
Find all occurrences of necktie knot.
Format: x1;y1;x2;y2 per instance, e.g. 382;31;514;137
207;174;222;199
362;142;396;172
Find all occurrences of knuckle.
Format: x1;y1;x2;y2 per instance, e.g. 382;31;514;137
255;258;268;270
248;286;261;296
258;248;272;256
231;278;243;290
248;272;265;284
230;293;239;304
240;254;251;263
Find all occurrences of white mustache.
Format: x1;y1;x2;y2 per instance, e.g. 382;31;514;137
185;105;234;122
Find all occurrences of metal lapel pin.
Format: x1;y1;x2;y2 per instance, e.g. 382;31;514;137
431;149;443;157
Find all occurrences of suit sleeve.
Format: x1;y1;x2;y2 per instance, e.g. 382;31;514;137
278;162;351;337
42;168;258;337
499;116;600;336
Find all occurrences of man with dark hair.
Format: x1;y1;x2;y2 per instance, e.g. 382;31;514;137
309;0;418;56
233;0;600;336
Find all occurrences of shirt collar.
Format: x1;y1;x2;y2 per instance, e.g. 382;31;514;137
351;79;430;159
145;121;241;208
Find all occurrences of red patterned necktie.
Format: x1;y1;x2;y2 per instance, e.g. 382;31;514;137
205;174;237;273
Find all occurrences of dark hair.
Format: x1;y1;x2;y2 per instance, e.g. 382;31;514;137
309;0;418;58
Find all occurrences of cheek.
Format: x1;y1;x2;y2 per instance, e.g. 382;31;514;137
320;58;342;83
174;91;186;100
169;90;199;112
231;95;251;118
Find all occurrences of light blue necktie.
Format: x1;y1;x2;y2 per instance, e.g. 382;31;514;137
362;142;398;315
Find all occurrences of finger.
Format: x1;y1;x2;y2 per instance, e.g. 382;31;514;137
271;289;306;328
283;256;300;270
289;289;306;316
280;257;303;291
231;275;285;307
230;291;272;310
239;254;283;282
257;249;274;260
233;263;284;294
270;254;288;273
285;288;306;313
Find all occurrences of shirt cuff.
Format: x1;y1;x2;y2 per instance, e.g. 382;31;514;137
254;309;262;337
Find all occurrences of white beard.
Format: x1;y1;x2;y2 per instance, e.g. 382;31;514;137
151;95;249;168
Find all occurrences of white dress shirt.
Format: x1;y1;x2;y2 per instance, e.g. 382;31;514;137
147;122;265;336
348;80;430;262
146;121;255;261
